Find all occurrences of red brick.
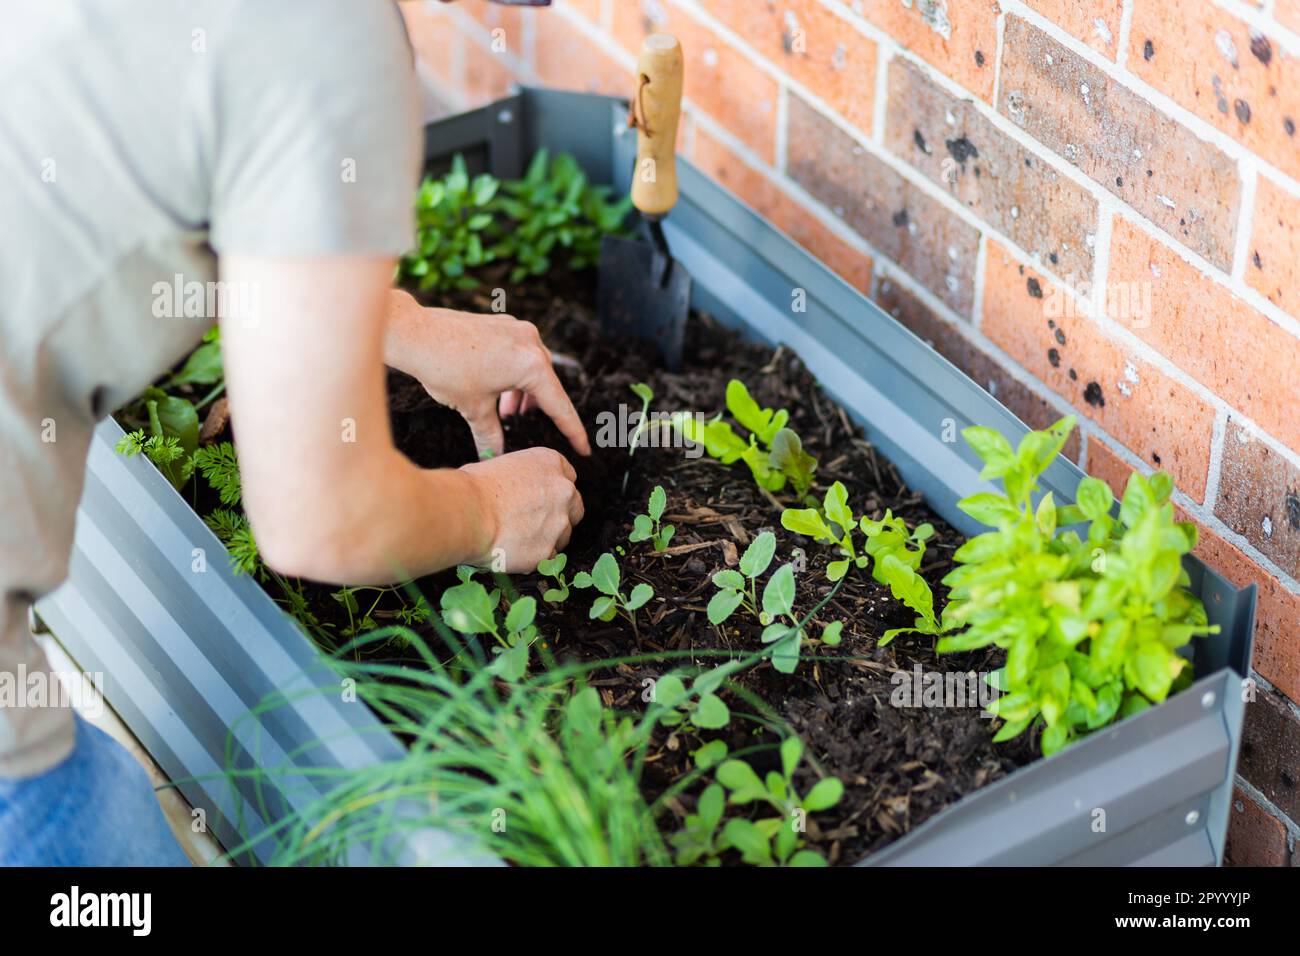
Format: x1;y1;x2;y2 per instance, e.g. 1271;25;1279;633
848;0;999;102
401;2;458;90
787;94;980;315
1239;689;1300;823
462;0;525;57
1248;176;1300;320
695;0;876;136
1108;218;1300;454
1280;1;1300;35
1225;787;1291;867
1084;434;1135;499
999;15;1241;270
1024;0;1124;59
1216;421;1300;578
1191;495;1300;704
462;35;517;107
1128;2;1300;182
555;0;602;24
982;241;1214;499
885;57;1098;287
533;12;633;98
693;129;871;294
878;278;1082;463
1089;432;1300;704
611;0;779;163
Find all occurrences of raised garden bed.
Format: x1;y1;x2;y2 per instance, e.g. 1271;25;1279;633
39;89;1256;867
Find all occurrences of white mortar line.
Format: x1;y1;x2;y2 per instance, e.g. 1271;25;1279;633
775;83;789;174
1205;408;1230;513
1233;775;1300;849
1115;0;1135;70
991;2;1007;106
871;44;890;147
1216;0;1300;48
1233;161;1260;282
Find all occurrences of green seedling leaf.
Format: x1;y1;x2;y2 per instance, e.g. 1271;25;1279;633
707;589;745;625
739;531;776;578
648;485;666;522
505;596;536;633
694;693;730;729
590;553;620;595
626;582;654;612
761;564;796;619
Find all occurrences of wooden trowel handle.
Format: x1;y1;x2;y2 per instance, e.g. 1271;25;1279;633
630;34;683;220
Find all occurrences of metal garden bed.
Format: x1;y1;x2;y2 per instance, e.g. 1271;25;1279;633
39;88;1255;867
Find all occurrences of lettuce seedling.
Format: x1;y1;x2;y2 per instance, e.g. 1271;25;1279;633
439;577;538;681
783;482;940;644
399;154;500;293
708;530;775;625
939;415;1219;755
630;486;675;552
712;736;843;867
536;553;572;604
573;552;654;632
757;563;808;674
672;379;819;497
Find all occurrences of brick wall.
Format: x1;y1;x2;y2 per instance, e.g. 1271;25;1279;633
399;0;1300;865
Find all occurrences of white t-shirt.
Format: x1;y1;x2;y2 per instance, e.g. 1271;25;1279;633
0;0;421;776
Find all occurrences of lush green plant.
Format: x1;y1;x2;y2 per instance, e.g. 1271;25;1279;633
490;149;632;283
711;736;843;867
399;155;500;293
573;552;655;633
222;626;672;867
938;415;1219;755
439;570;539;681
782;481;940;644
629;485;674;552
673;379;818;497
536;553;572;604
707;530;776;625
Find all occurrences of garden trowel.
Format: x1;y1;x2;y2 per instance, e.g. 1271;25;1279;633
598;33;691;372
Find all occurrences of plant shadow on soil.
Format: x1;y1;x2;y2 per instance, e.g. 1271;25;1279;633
211;262;1037;865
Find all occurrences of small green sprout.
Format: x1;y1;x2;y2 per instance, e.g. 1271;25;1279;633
628;382;654;456
707;530;775;625
630;485;675;552
672;379;820;497
758;563;807;674
713;737;843;867
439;577;538;681
536;553;571;604
780;481;864;581
573;552;654;632
652;671;731;733
670;783;727;867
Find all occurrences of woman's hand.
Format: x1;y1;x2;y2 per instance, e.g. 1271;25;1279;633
384;290;592;458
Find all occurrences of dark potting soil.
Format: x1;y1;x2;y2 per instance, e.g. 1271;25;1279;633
196;261;1037;865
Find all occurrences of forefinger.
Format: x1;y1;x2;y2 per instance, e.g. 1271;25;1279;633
529;368;592;457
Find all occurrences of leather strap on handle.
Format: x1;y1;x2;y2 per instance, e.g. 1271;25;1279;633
628;34;683;220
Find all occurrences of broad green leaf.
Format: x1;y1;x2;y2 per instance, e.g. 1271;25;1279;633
803;777;844;812
439;581;497;635
589;595;616;620
693;740;728;770
707;589;744;625
590;552;620;595
712;569;746;590
963;425;1015;475
648;485;667;522
720;819;771;865
167;342;224;388
957;492;1021;527
781;507;830;541
504;596;536;633
694;693;730;729
536;553;567;577
761;564;796;619
739;531;776;578
1075;476;1114;521
654;674;688;709
820;621;843;646
780;737;802;778
626;582;654;611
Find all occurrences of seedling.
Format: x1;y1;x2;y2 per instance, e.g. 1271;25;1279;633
712;736;843;867
629;486;674;552
669;783;727;867
939;416;1218;754
651;671;731;733
573;552;654;634
707;530;775;625
672;379;819;497
783;483;940;644
399;154;500;293
490;149;633;283
756;563;809;674
439;576;539;680
627;382;654;456
536;553;572;604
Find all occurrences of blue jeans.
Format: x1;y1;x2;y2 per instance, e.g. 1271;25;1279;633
0;714;190;866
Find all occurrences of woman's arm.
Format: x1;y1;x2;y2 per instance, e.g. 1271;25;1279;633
218;255;583;585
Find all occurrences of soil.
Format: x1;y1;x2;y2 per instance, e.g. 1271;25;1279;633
199;262;1037;865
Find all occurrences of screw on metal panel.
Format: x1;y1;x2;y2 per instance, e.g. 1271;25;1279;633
497;109;514;125
1185;809;1200;826
1201;691;1217;709
28;606;49;635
